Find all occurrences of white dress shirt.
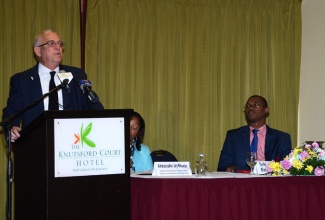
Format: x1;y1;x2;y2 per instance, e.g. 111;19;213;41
38;63;63;110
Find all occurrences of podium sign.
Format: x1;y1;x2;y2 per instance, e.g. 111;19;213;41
54;118;125;177
14;110;132;220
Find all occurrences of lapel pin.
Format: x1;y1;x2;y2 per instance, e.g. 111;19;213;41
31;77;34;80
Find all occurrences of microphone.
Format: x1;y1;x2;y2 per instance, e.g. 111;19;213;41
62;79;70;92
79;79;99;103
57;70;73;93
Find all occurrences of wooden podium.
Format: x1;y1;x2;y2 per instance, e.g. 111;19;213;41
13;109;133;220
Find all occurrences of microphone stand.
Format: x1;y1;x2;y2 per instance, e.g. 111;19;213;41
0;82;67;220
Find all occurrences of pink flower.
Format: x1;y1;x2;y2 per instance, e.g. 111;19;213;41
300;150;309;160
281;160;291;170
312;142;319;148
266;164;273;172
314;166;324;176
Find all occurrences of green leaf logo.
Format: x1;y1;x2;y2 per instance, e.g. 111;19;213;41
80;122;96;148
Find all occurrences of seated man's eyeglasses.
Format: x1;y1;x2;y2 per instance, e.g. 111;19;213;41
38;40;65;48
244;103;264;109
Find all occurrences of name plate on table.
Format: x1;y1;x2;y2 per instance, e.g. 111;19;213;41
254;161;269;175
152;162;192;176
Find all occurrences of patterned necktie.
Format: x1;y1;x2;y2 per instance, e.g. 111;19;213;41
250;129;259;152
130;139;137;157
48;71;58;110
130;139;136;172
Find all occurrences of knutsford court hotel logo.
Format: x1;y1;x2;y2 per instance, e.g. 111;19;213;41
74;122;96;148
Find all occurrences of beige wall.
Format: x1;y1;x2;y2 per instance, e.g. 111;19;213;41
299;0;325;145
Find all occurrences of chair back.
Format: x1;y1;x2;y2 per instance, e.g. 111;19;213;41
150;150;178;163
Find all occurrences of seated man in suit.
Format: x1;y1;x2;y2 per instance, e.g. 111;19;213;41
217;95;292;172
2;29;104;142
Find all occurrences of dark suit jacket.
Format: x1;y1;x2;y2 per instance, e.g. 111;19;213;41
217;125;292;171
2;64;104;129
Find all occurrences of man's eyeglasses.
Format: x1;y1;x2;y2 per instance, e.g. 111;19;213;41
38;40;64;48
244;103;265;109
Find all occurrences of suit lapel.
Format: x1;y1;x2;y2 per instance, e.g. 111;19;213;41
265;126;274;160
241;126;251;153
25;64;52;114
28;65;43;100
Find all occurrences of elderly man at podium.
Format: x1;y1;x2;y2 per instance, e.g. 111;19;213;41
2;29;104;142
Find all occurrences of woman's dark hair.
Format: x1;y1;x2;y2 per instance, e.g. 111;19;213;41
131;112;145;151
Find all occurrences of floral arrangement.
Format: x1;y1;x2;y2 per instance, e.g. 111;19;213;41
266;142;325;176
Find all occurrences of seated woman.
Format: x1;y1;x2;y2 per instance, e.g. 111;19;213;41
130;112;153;172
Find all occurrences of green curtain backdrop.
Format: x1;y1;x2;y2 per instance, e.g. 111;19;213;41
85;0;301;169
0;0;301;219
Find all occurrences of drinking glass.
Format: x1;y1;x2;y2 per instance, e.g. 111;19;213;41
246;152;257;175
195;154;208;176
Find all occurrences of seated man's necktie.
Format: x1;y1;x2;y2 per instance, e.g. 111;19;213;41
250;129;259;153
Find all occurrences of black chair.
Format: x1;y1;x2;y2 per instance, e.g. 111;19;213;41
150;149;178;163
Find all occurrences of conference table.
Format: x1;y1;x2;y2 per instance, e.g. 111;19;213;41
131;172;325;220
